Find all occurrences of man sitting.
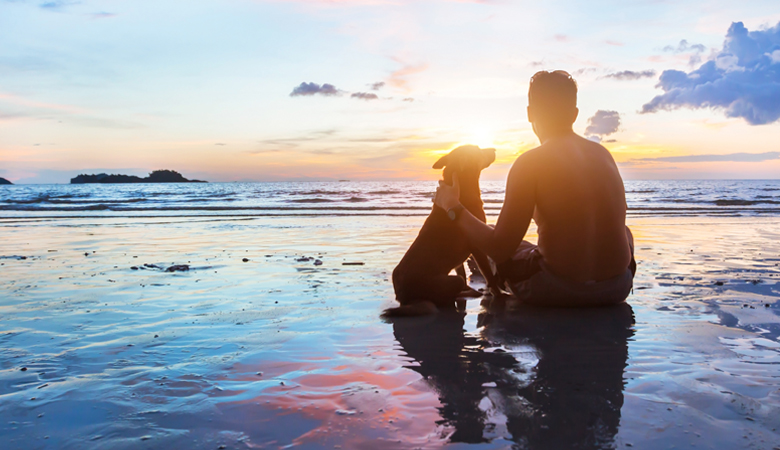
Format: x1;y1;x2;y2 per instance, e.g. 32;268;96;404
434;70;635;306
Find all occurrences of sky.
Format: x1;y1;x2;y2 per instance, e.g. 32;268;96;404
1;0;779;183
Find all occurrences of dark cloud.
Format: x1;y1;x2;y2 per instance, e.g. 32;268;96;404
642;21;780;125
585;110;620;142
350;92;378;100
369;82;385;91
636;151;780;163
289;82;341;97
602;70;656;81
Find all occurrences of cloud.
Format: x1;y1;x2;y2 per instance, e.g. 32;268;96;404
289;82;341;97
573;67;599;77
585;110;620;142
250;129;339;153
387;59;428;91
635;151;780;163
663;39;706;54
39;0;76;10
642;21;780;125
602;70;656;81
402;97;414;102
88;12;117;19
661;39;708;65
369;81;385;90
350;92;378;100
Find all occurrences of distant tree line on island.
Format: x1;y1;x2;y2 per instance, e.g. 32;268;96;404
71;170;207;184
0;177;12;185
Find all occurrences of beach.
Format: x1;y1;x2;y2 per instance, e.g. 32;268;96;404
1;210;779;449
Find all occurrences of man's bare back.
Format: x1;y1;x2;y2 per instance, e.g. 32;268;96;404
516;134;631;283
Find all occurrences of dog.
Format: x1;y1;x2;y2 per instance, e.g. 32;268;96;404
383;145;500;317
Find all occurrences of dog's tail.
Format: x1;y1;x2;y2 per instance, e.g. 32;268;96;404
380;301;438;318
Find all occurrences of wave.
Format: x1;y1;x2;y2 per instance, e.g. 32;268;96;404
714;199;780;206
3;180;780;219
289;198;335;203
289;190;358;196
2;197;148;205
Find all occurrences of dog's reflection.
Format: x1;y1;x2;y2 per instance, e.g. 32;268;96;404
392;303;634;448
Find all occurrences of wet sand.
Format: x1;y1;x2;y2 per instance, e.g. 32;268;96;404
1;215;779;449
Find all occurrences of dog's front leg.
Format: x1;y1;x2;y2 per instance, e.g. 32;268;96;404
471;251;506;298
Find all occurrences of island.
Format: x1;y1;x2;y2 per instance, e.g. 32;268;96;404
70;170;207;184
0;177;12;185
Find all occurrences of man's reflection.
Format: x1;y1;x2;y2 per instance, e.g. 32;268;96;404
392;303;634;448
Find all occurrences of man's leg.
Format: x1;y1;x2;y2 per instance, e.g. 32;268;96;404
497;240;541;295
513;240;538;261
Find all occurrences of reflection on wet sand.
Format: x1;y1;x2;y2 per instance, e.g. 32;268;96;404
393;303;635;448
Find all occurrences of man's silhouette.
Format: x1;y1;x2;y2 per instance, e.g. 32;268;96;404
435;70;635;306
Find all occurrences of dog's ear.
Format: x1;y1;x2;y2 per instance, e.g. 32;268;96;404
432;153;450;169
480;148;496;169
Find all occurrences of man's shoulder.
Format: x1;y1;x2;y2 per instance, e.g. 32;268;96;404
509;146;542;172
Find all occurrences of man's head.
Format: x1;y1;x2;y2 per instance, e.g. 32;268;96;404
527;70;579;139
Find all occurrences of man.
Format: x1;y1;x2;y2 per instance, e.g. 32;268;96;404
434;70;635;306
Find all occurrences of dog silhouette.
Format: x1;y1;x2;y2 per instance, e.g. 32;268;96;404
385;145;499;317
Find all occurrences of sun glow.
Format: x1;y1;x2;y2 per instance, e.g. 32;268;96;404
461;126;498;149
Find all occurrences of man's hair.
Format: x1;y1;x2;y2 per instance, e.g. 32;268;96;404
528;70;578;127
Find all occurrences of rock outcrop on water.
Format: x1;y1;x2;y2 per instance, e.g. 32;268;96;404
0;177;12;185
70;170;206;184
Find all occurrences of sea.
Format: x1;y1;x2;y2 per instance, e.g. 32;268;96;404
1;179;780;218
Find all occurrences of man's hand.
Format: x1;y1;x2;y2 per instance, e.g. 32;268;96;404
434;173;461;211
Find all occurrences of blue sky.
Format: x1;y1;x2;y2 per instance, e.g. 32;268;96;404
1;0;779;183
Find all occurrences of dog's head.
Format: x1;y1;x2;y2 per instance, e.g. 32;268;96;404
433;145;496;184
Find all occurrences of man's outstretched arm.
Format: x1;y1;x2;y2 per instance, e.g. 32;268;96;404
435;154;537;263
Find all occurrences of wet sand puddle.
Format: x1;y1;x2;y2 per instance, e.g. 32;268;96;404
0;216;779;449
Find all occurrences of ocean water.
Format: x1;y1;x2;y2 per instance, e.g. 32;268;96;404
1;179;780;218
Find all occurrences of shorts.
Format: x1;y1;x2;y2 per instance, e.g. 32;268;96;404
496;241;635;307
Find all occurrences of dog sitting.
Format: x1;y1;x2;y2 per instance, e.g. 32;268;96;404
383;145;500;317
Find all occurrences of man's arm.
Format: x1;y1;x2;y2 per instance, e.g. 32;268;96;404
435;153;537;263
